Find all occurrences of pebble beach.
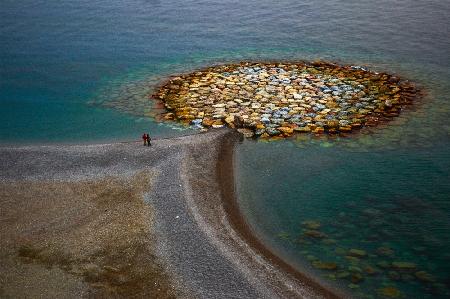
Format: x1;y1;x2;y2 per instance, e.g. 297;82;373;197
2;1;449;298
0;130;341;298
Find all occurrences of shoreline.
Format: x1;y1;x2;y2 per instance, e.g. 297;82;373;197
216;132;346;299
1;130;348;298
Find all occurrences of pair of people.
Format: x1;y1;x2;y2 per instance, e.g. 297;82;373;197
142;133;152;146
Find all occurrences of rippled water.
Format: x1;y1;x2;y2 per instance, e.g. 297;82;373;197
2;0;450;297
2;0;449;142
236;136;450;298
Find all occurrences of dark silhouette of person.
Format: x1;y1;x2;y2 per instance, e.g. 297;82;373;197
146;133;151;146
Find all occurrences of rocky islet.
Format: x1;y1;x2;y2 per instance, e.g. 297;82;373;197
153;61;418;138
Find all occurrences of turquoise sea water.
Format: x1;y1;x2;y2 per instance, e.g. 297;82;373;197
236;136;450;298
1;0;449;297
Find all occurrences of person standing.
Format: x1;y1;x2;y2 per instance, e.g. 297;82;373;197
146;133;151;146
142;133;148;146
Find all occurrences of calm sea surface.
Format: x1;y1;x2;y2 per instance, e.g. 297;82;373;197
1;0;449;297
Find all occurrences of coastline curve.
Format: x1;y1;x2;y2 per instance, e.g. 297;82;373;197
180;129;349;298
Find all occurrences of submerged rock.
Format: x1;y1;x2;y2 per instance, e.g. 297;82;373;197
306;255;318;261
301;220;321;230
415;270;436;283
345;256;360;264
391;261;417;271
303;229;327;239
388;271;401;281
322;238;337;245
276;231;290;240
377;286;403;298
348;248;367;258
377;261;391;269
377;246;395;256
312;261;338;270
348;266;363;273
335;247;347;255
351;273;365;283
364;265;380;275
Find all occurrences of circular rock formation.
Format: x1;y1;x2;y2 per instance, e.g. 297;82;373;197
153;61;418;138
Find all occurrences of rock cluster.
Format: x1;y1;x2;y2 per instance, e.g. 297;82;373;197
154;61;417;138
293;214;449;298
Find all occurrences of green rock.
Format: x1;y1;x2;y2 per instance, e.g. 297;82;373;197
391;261;416;270
351;273;365;283
377;246;394;256
345;256;360;264
388;271;401;281
348;266;363;273
306;255;318;261
301;220;321;230
303;229;327;239
320;142;333;148
335;247;347;255
322;238;336;245
325;273;337;280
276;231;290;240
415;271;436;283
377;261;390;269
348;248;367;257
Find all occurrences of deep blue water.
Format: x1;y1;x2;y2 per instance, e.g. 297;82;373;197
2;0;450;297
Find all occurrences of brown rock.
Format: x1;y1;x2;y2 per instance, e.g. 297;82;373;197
312;261;338;270
339;126;352;132
294;127;311;133
313;127;325;134
278;126;294;135
377;286;402;298
415;271;435;283
348;249;367;258
303;229;327;239
202;118;214;127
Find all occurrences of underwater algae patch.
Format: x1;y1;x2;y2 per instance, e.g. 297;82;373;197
154;61;418;138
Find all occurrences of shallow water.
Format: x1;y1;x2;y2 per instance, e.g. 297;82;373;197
2;0;450;297
236;136;450;298
2;0;449;143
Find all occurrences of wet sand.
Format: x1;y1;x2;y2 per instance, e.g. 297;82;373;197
0;129;344;298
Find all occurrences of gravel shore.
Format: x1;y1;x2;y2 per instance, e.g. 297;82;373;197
0;130;343;298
